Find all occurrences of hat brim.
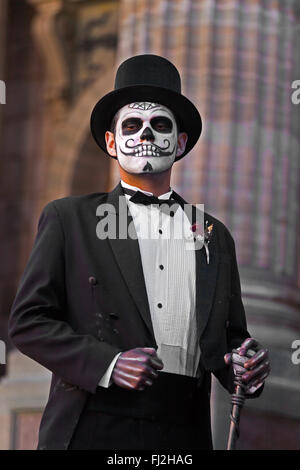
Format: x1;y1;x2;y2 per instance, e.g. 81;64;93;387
90;84;202;161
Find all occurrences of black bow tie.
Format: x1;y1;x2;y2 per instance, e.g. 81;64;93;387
122;187;183;215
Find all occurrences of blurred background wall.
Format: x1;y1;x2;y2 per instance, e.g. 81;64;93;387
0;0;299;449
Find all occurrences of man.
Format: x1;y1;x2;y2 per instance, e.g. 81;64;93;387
8;54;270;450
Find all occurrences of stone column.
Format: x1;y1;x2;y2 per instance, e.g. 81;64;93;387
115;0;300;449
0;350;51;449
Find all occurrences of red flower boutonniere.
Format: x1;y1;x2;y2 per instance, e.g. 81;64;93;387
190;220;214;264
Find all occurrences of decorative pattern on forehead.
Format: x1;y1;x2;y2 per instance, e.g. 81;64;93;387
128;102;161;110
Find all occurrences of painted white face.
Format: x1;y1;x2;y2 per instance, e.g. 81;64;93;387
114;102;178;174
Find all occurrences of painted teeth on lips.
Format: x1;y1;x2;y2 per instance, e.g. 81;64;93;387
134;144;160;156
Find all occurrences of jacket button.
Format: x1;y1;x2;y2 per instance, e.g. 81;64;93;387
109;312;119;320
225;320;230;328
88;276;97;285
96;312;103;319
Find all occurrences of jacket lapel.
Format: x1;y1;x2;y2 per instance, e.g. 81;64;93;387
195;223;219;338
98;182;156;343
172;191;220;338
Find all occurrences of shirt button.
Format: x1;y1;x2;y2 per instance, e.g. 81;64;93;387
159;265;164;270
157;303;162;308
109;312;119;320
170;211;175;217
158;229;163;234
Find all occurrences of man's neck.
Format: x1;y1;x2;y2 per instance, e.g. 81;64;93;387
119;167;172;197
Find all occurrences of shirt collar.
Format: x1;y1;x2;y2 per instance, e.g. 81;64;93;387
120;179;173;199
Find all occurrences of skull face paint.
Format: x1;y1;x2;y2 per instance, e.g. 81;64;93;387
114;102;178;174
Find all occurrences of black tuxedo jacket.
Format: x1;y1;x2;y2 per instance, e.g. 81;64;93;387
8;181;257;450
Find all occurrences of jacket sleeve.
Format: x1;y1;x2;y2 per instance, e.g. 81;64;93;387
226;232;249;351
213;230;264;398
8;201;122;394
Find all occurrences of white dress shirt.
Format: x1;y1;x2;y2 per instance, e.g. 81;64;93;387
98;180;200;387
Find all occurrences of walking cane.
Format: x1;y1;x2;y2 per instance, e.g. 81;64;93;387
227;348;256;450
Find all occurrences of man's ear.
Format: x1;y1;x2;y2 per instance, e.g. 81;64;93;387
105;131;117;157
176;132;188;157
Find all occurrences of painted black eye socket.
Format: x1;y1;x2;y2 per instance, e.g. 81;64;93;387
122;118;143;135
150;116;173;133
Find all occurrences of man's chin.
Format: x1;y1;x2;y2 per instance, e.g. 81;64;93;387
117;156;175;174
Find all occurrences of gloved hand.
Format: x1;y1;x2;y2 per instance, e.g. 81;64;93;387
224;337;271;395
112;347;164;391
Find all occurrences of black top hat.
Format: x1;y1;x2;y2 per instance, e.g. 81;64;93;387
90;54;202;160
